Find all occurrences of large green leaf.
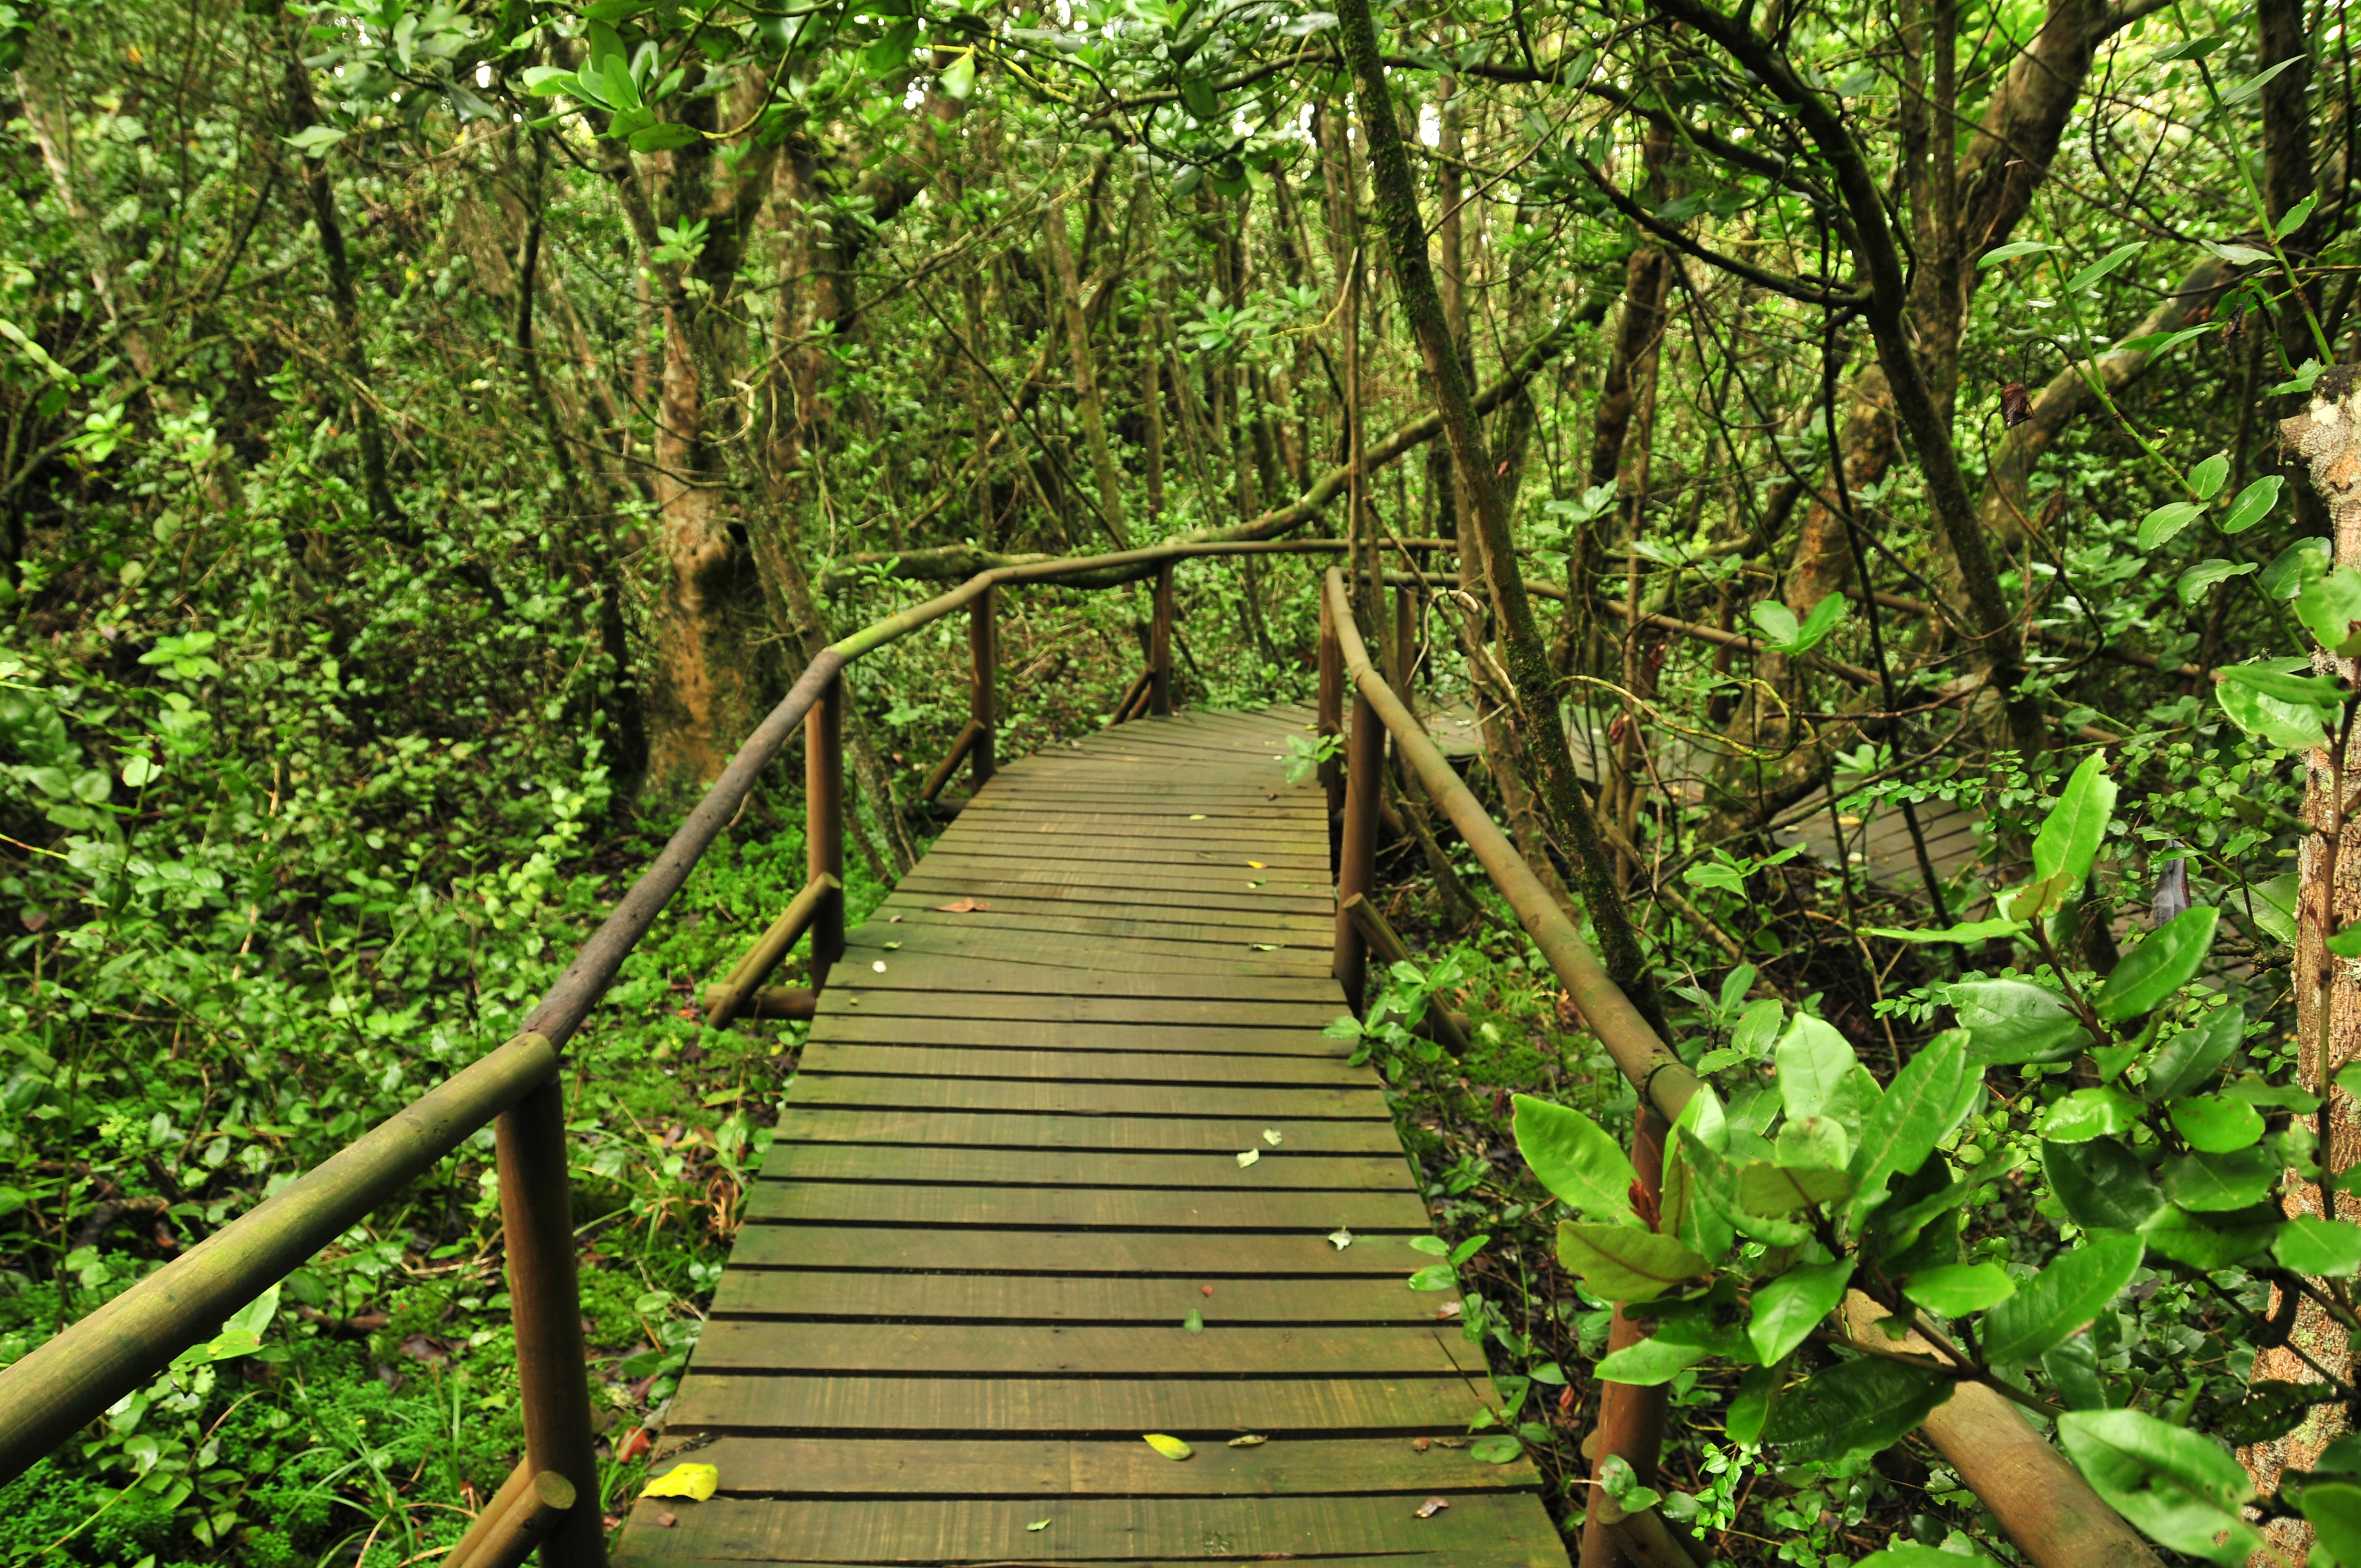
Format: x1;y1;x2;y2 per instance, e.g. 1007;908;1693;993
2032;754;2116;890
2044;1139;2167;1232
2167;1095;2264;1152
1851;1031;1973;1215
1739;1161;1853;1215
2218;666;2338;750
1513;1095;1635;1221
1776;1015;1857;1121
2160;1147;2277;1212
2275;1215;2361;1278
1595;1336;1711;1386
1902;1261;2016;1317
1679;1129;1809;1246
2092;907;2219;1022
2040;1086;2141;1142
1981;1231;2143;1366
1747;1259;1853;1365
2144;1007;2244;1102
1659;1116;1734;1264
2299;566;2361;656
1760;1356;1952;1462
1555;1222;1710;1303
2301;1480;2361;1567
2057;1409;2258;1564
2138;1204;2281;1270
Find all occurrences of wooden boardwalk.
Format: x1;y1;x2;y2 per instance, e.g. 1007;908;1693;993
614;705;1570;1567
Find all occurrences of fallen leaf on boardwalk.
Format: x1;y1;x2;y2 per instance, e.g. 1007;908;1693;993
641;1464;719;1502
1249;943;1279;951
1436;1302;1462;1320
615;1427;655;1463
1246;879;1266;889
1264;1129;1282;1146
1329;1227;1353;1250
1189;813;1208;820
656;1512;677;1528
1412;1438;1432;1452
932;897;991;913
888;913;902;923
1236;1148;1260;1168
871;960;887;973
1200;1284;1215;1297
1143;1434;1194;1461
1415;1498;1450;1518
1027;1520;1052;1532
1228;1434;1267;1447
1184;1309;1204;1333
883;941;901;950
1246;860;1266;868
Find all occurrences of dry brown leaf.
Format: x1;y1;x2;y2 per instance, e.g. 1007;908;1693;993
932;897;991;913
1415;1497;1450;1518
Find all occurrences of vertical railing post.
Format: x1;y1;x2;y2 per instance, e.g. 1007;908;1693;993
970;584;997;787
808;672;845;980
1334;681;1381;1009
1149;559;1175;716
1579;1107;1673;1568
1391;576;1415;714
497;1074;603;1568
1318;588;1345;863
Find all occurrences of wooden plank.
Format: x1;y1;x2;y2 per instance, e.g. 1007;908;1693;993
652;1434;1533;1495
660;1371;1483;1437
797;1043;1369;1087
617;1491;1564;1565
962;817;1328;850
826;960;1347;1004
758;1142;1414;1190
815;992;1347;1027
844;928;1332;979
885;876;1335;919
784;1077;1386;1120
709;1271;1446;1323
922;836;1330;870
890;860;1331;897
769;1108;1401;1154
689;1321;1487;1378
875;893;1334;936
802;1016;1348;1057
875;907;1333;951
723;1224;1436;1274
742;1181;1429;1229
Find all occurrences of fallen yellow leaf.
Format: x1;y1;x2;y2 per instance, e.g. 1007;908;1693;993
641;1463;719;1502
1143;1433;1194;1461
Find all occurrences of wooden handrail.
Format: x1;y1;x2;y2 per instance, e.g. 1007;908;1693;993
1318;566;2163;1568
704;872;844;1030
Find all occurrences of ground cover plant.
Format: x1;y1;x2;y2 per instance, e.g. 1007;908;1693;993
5;0;2361;1561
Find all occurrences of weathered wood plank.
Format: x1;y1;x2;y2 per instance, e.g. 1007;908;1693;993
722;1224;1434;1274
769;1108;1399;1154
812;992;1347;1027
795;1043;1367;1087
742;1181;1429;1230
783;1076;1386;1120
802;1016;1347;1056
828;957;1346;1003
709;1271;1445;1322
689;1320;1488;1378
757;1142;1413;1191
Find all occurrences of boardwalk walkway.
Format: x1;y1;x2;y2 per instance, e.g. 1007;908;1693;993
613;705;1570;1567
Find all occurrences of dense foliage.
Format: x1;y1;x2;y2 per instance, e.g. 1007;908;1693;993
4;0;2361;1561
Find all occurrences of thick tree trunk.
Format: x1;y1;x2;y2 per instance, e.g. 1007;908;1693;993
1043;187;1128;547
1335;0;1664;1030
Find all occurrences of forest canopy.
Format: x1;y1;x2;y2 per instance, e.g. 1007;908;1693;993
3;0;2360;1562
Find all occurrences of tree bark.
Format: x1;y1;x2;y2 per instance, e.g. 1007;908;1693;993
1043;186;1129;547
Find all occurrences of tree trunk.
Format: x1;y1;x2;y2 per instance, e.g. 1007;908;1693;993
1043;187;1128;548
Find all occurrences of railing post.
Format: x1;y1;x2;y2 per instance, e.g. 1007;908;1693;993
808;671;845;980
1579;1107;1673;1568
496;1074;604;1568
1149;559;1175;716
1334;683;1381;1009
1317;589;1345;856
1391;576;1415;713
970;584;997;786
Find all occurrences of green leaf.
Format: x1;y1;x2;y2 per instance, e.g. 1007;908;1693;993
937;48;976;97
1851;1031;1974;1212
1681;1129;1808;1246
284;123;348;159
1748;1259;1854;1365
2044;1139;2167;1232
1143;1433;1194;1461
2264;538;2332;600
2220;475;2283;533
1777;1114;1851;1171
1596;1336;1712;1386
2062;242;2146;293
1760;1357;1953;1462
2123;324;2211;355
1406;1265;1456;1291
1513;1095;1636;1221
629;122;703;153
2178;559;2257;605
2274;193;2321;241
2093;906;2219;1022
2301;1480;2361;1567
2300;568;2361;656
1864;915;2028;945
2161;1147;2277;1211
2186;453;2231;501
2136;501;2204;549
2057;1409;2258;1564
2150;36;2226;63
1750;600;1800;646
2033;754;2115;896
2167;1095;2265;1152
1856;1548;1999;1568
2041;1087;2141;1142
2145;1008;2244;1102
1469;1433;1525;1464
1555;1221;1709;1303
1981;1231;2144;1365
1780;593;1849;655
1739;1161;1853;1215
2275;1215;2361;1277
1902;1262;2016;1317
2218;667;2338;750
1776;1015;1856;1121
2221;55;2304;106
1977;239;2056;268
2139;1202;2281;1269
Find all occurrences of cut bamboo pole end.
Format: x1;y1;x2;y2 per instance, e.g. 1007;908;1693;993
704;873;843;1031
457;1469;576;1568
